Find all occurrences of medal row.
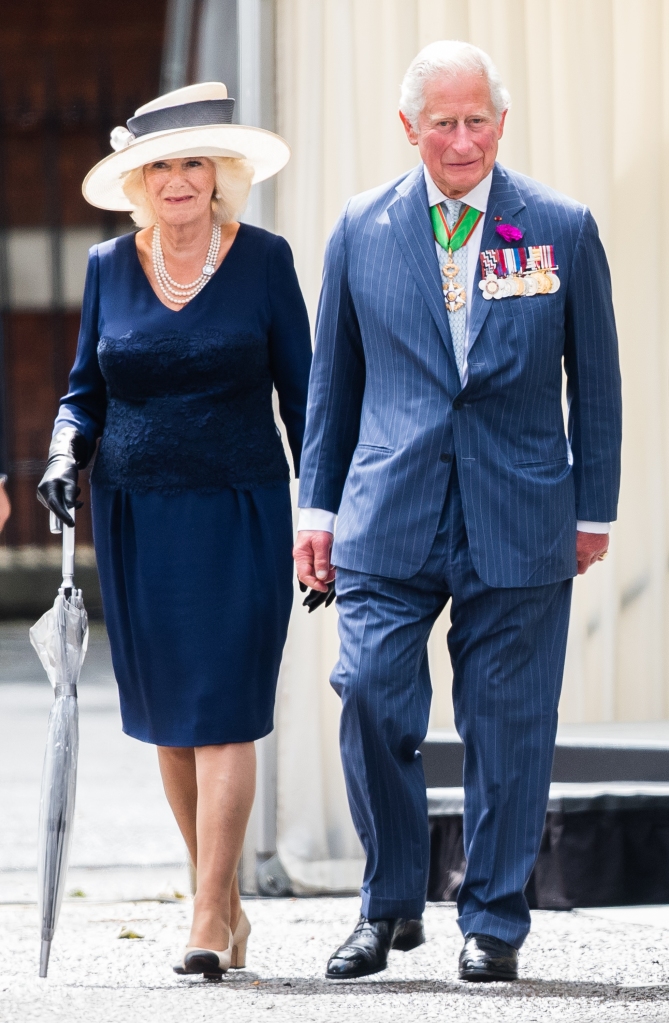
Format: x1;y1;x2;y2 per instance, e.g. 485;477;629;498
479;270;560;301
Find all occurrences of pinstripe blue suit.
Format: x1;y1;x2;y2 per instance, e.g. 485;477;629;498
299;162;622;947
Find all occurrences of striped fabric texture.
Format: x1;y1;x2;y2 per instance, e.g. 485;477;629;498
299;162;622;588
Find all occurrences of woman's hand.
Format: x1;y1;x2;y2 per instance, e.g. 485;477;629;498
37;428;87;527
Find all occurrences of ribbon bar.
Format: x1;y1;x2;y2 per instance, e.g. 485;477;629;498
480;244;556;278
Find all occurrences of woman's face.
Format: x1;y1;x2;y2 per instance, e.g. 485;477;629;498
143;157;216;227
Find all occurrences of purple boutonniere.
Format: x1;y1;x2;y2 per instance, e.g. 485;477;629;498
496;223;524;244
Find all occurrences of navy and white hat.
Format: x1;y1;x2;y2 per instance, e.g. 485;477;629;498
82;82;290;210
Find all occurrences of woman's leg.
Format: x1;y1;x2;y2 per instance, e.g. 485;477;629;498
157;741;255;950
188;742;255;949
157;746;198;865
189;742;255;949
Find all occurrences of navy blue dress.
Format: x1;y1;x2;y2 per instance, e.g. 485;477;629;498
55;226;312;746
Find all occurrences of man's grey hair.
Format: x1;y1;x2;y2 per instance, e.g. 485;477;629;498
399;40;511;128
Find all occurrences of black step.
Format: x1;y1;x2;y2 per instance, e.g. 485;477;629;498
420;733;669;786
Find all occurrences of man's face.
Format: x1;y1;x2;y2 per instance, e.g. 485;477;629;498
400;72;506;199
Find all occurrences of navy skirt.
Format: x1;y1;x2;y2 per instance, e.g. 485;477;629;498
91;483;294;747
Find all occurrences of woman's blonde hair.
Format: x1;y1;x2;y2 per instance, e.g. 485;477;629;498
121;155;254;228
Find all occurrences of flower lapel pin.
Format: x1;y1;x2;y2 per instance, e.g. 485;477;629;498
495;223;524;244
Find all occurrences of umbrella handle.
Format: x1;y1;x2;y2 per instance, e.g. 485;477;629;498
62;521;75;591
51;509;75;591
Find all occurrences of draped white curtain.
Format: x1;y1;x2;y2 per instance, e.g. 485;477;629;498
272;0;669;890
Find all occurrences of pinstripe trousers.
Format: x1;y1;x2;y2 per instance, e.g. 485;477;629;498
331;464;572;948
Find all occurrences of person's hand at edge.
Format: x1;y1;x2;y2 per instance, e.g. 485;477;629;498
576;530;609;575
0;478;10;533
293;530;335;592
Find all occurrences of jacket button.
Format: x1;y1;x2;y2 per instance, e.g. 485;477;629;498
440;453;452;463
452;399;463;411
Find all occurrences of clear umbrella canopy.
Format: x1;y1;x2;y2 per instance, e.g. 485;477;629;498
30;514;88;977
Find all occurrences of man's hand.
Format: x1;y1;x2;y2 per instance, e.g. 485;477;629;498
577;531;609;575
293;530;335;592
0;481;10;533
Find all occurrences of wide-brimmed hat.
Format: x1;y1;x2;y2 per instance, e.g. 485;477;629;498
82;82;290;211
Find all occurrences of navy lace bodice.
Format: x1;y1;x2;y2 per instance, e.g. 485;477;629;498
54;227;312;493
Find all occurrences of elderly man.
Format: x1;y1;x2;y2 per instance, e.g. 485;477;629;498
294;41;621;981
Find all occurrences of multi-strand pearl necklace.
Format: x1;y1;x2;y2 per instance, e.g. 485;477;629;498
152;223;221;305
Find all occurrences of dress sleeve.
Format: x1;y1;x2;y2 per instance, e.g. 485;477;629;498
267;235;312;477
53;246;108;465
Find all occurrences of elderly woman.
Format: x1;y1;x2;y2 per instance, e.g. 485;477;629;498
37;84;311;977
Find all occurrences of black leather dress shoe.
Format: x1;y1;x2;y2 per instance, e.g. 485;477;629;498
459;932;518;981
325;916;424;979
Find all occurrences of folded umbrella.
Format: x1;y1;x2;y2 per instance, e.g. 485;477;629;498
30;510;88;978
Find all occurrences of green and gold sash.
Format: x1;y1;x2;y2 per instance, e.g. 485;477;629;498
431;203;483;253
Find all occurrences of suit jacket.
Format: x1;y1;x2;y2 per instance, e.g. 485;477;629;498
298;162;622;587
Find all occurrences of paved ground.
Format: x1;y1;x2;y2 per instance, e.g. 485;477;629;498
3;622;669;1022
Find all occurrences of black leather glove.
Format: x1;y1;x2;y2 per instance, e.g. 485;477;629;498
300;580;336;612
37;427;88;527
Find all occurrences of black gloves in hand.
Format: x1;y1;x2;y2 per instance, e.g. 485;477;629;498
37;427;88;527
300;580;336;612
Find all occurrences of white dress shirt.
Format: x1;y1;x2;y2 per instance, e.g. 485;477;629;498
298;165;608;536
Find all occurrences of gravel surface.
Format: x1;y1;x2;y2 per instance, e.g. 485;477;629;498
2;896;669;1022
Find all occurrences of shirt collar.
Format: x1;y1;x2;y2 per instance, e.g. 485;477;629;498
423;164;493;213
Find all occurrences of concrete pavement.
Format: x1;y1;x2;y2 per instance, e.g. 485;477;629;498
2;621;669;1022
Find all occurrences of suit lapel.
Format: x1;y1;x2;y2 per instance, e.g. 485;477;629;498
387;167;455;367
467;163;527;356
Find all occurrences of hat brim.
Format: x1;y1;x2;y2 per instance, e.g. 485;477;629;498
82;124;290;211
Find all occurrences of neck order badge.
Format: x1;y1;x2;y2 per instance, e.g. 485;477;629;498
431;204;483;312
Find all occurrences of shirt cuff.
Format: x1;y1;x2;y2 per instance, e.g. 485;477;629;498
576;521;610;534
298;508;336;533
299;511;608;535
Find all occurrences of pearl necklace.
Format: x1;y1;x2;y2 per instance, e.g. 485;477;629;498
152;223;221;305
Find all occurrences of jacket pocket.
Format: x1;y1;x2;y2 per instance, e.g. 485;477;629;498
357;443;394;454
514;456;566;469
